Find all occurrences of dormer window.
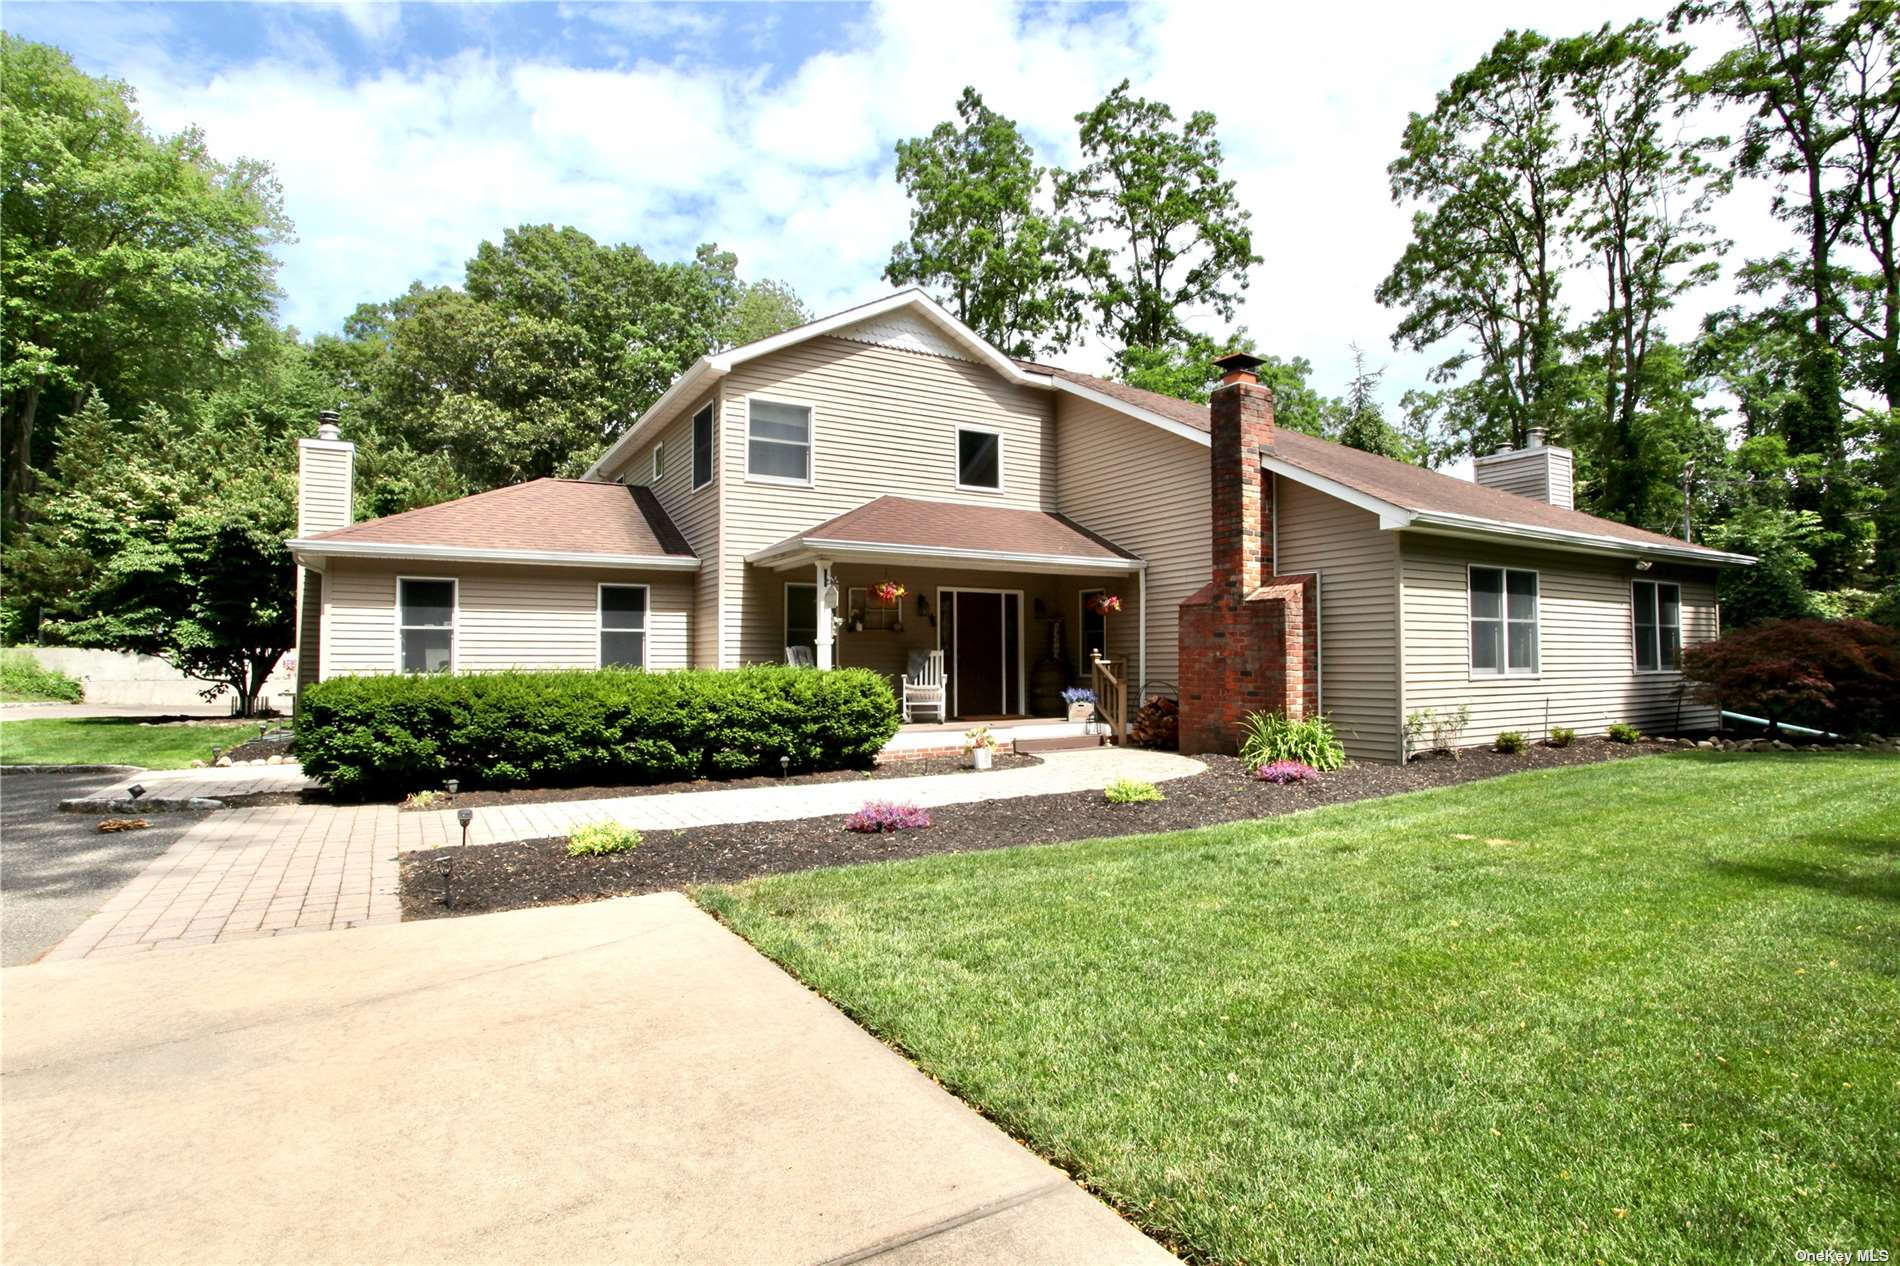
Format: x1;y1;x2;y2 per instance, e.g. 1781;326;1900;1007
956;426;1003;491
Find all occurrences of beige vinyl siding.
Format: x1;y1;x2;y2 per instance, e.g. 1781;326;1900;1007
296;440;353;535
1052;395;1208;691
321;562;692;675
1272;477;1401;763
296;570;323;689
720;336;1058;666
596;389;722;667
1400;534;1720;749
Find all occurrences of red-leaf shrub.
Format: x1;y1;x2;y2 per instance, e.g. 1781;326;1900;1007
1681;618;1899;735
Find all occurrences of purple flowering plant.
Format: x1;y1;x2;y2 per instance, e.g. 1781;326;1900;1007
845;801;933;833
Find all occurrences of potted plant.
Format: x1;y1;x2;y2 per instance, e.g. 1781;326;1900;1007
1061;686;1096;724
1088;593;1123;616
964;724;998;770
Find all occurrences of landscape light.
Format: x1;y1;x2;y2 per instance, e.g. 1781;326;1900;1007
457;807;473;847
780;755;790;778
445;779;460;795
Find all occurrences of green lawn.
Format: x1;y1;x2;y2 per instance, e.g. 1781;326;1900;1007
700;753;1900;1263
0;717;261;769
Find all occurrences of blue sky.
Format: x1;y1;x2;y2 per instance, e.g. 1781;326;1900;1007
5;1;1783;413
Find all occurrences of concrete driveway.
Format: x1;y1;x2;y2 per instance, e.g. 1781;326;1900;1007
3;892;1174;1266
0;769;210;965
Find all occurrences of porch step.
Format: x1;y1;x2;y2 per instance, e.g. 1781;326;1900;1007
1013;734;1108;756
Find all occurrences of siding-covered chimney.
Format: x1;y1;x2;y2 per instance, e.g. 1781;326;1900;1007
293;411;354;697
1176;352;1317;756
1473;430;1574;509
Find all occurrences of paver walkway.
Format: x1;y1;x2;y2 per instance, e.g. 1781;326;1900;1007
5;894;1177;1264
47;747;1203;960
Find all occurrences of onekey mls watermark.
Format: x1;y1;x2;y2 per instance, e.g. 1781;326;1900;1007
1793;1250;1890;1264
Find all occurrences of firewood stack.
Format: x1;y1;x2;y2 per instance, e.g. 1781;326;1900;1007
1129;694;1179;750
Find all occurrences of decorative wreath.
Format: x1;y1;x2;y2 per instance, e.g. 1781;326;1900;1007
1089;593;1123;615
872;580;908;605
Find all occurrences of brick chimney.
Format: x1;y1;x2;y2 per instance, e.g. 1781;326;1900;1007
1177;352;1317;757
293;411;354;698
1208;352;1274;598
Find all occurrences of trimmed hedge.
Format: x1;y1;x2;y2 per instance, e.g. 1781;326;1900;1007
296;666;902;797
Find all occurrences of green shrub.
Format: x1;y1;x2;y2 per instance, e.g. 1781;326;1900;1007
1495;730;1526;754
1547;726;1576;748
1607;722;1642;744
566;821;642;857
406;789;443;810
296;666;902;797
1104;777;1164;804
1402;703;1473;758
1237;711;1346;772
0;651;84;703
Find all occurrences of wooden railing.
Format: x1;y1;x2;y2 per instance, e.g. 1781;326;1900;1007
1090;650;1128;747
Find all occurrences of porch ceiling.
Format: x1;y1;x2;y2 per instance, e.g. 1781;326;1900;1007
745;495;1144;576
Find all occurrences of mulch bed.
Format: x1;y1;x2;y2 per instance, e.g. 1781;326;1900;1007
402;737;1679;921
393;751;1040;810
222;734;294;762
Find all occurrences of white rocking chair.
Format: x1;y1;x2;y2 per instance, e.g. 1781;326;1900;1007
902;649;946;723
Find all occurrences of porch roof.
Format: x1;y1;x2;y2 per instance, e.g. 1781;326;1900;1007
745;495;1143;576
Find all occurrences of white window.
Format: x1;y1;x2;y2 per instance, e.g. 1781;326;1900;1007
652;441;665;483
956;426;1003;490
747;398;812;484
599;584;648;668
1470;566;1538;675
691;404;714;490
1633;579;1681;672
785;583;817;658
397;577;455;673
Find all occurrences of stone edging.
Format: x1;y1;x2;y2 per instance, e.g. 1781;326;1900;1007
58;795;224;813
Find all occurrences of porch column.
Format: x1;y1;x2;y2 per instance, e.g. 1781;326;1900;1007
814;558;836;670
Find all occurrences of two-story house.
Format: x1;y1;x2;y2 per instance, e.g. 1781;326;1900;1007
287;289;1750;761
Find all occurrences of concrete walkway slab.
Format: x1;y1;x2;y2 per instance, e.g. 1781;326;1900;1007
2;893;1174;1266
401;746;1207;851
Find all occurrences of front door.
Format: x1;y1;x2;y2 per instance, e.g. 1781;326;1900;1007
944;589;1021;718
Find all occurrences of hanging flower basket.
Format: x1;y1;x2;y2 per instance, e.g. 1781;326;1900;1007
872;580;907;606
1089;593;1123;616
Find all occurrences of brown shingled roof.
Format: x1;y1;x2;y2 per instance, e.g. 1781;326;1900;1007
300;479;694;559
777;495;1139;563
1033;364;1735;559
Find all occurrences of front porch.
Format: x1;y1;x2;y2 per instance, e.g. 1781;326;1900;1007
744;495;1147;727
879;715;1104;761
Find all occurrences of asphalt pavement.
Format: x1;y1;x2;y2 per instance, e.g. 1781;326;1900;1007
0;769;207;965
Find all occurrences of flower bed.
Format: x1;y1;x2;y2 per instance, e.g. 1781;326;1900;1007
402;737;1696;919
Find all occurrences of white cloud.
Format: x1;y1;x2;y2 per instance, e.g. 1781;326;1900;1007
36;0;1792;410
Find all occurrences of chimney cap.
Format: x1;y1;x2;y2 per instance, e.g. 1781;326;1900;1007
317;409;342;441
1213;351;1265;386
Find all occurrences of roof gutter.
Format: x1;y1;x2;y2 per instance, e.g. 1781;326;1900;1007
1402;512;1755;567
288;539;701;572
